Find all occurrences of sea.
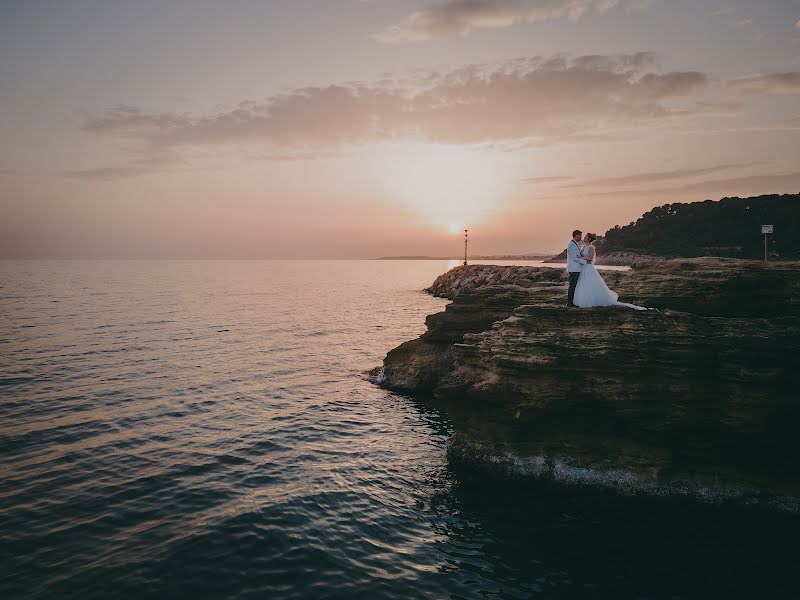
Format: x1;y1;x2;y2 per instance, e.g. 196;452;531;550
1;260;797;599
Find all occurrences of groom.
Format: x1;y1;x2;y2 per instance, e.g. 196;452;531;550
566;229;587;307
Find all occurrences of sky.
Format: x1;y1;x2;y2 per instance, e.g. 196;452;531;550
1;0;799;258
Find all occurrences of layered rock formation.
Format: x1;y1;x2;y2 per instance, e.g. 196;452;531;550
380;260;800;508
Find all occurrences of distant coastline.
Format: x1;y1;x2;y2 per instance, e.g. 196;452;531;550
379;193;798;265
375;254;551;261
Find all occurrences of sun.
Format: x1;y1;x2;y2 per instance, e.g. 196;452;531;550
448;223;462;235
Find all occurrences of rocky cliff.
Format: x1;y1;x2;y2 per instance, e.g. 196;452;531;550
380;260;800;509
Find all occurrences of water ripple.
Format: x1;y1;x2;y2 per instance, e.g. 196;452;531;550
2;260;798;599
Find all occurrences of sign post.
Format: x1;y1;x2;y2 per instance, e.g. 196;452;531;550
762;225;773;262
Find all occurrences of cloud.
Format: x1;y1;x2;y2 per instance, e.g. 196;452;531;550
728;72;800;94
62;140;178;180
563;162;762;188
561;171;800;199
795;18;800;29
63;165;151;181
693;100;741;115
372;0;622;43
522;175;575;183
63;163;168;181
72;53;711;178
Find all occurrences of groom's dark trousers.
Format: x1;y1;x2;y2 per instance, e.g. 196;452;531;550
567;272;580;306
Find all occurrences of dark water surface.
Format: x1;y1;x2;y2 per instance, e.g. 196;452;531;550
1;260;797;599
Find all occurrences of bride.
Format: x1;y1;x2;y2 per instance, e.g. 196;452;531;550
574;233;649;311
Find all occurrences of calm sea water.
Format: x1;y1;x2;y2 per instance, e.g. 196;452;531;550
1;260;797;599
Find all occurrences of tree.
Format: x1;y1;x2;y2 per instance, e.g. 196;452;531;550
601;194;799;259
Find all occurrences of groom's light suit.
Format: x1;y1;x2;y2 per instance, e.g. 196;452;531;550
566;239;587;306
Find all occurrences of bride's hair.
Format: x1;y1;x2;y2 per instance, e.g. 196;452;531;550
587;233;597;243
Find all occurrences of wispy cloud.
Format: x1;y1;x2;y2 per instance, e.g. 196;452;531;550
728;72;800;94
560;171;800;198
63;162;170;181
62;140;179;180
522;175;576;183
563;162;763;188
373;0;625;44
72;53;710;179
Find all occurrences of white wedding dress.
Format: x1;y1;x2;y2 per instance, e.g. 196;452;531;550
573;246;649;311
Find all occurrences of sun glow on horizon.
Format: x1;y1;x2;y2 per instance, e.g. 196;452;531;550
366;141;523;233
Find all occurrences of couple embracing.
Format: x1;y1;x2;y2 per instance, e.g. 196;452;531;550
566;229;648;311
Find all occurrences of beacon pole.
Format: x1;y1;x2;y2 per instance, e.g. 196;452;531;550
762;225;773;262
464;229;469;266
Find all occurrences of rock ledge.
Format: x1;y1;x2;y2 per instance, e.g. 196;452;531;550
380;259;800;507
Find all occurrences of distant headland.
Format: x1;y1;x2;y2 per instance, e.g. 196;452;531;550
547;193;799;264
376;193;798;266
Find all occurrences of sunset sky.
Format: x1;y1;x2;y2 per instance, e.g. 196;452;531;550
1;0;799;258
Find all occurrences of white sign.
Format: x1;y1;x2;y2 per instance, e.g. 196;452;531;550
762;225;774;234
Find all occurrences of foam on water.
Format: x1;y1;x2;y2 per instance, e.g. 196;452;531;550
448;442;800;512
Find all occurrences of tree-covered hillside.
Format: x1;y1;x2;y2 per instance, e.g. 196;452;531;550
601;194;799;259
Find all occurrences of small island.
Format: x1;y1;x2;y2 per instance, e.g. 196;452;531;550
377;195;800;510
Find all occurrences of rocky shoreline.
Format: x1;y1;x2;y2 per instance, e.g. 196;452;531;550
377;259;800;509
543;250;667;266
